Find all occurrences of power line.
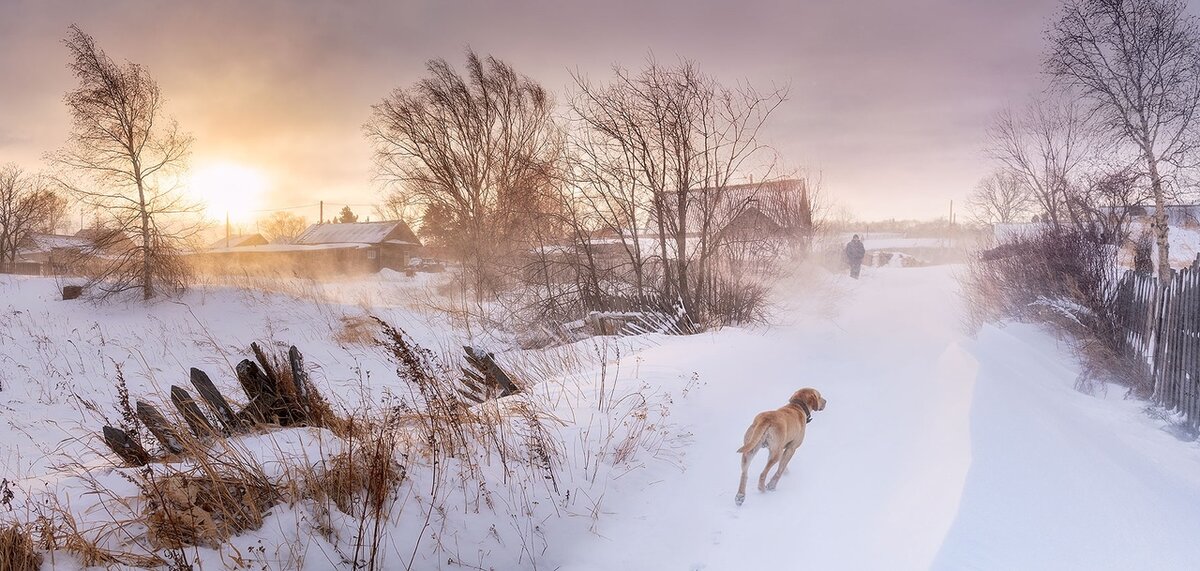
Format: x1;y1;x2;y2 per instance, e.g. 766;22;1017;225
243;202;321;213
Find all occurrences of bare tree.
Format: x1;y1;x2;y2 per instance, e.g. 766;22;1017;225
258;211;307;243
568;59;788;321
0;164;66;268
1047;0;1200;280
49;26;197;300
969;169;1036;224
366;49;562;300
1075;166;1149;240
988;98;1093;228
373;191;420;227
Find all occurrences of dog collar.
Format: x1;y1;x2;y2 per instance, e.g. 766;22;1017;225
788;398;813;423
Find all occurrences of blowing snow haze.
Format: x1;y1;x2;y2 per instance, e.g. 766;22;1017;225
0;0;1061;220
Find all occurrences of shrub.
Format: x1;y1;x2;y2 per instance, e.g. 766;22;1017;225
965;225;1151;392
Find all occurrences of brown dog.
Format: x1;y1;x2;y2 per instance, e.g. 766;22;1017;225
735;388;826;506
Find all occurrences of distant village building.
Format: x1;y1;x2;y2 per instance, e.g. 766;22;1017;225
208;234;269;249
4;228;132;276
188;220;422;277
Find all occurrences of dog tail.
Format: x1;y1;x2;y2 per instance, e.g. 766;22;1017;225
737;421;768;454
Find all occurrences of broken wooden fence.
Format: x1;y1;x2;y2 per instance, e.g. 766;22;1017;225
101;343;522;466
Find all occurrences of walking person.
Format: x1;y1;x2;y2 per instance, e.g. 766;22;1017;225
845;234;865;279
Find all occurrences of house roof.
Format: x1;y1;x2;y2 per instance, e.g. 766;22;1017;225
294;221;420;246
207;234;268;249
19;233;94;253
197;242;371;254
74;228;135;249
633;178;811;237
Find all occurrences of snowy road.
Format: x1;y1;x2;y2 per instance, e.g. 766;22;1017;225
555;266;1200;570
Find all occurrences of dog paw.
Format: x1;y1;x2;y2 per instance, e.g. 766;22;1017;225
766;482;777;491
734;493;744;506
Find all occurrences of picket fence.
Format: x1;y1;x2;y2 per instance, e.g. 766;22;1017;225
1115;265;1200;428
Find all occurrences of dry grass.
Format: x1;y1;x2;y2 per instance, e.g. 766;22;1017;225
12;314;682;570
142;471;277;549
334;315;380;346
0;524;42;571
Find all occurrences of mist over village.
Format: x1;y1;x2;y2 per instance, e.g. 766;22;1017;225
3;1;1200;569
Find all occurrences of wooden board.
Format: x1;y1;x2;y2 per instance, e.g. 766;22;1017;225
190;367;241;432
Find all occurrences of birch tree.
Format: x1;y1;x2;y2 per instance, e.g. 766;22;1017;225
50;26;197;300
1047;0;1200;280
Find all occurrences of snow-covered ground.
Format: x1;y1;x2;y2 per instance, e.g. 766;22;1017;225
3;262;1200;569
547;265;1200;570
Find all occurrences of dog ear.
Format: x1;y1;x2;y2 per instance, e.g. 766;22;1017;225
805;389;820;411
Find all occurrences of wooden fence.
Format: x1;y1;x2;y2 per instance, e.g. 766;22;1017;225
1115;266;1200;429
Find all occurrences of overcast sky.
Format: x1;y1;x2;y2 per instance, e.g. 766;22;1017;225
0;0;1065;222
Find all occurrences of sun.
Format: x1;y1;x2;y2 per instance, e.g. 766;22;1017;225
188;162;269;223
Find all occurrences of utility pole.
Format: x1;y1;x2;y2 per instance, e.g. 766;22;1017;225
319;201;324;225
225;211;230;248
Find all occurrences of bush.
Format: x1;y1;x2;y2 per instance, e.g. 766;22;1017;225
965;225;1151;392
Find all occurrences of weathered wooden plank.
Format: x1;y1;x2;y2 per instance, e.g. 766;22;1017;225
235;396;273;426
288;345;311;412
190;367;241;432
1191;269;1200;427
1152;282;1170;404
135;400;184;455
170;385;215;437
101;426;152;466
236;359;278;401
459;369;487;394
464;346;519;396
1163;276;1177;410
1170;272;1184;412
455;388;487;404
237;359;299;425
1185;269;1199;427
1179;269;1190;421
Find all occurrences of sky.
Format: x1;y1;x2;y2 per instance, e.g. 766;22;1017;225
0;0;1065;224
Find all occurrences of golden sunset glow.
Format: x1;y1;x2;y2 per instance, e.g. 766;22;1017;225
188;162;269;223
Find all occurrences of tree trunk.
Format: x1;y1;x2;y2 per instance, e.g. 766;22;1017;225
134;160;153;301
1147;156;1172;283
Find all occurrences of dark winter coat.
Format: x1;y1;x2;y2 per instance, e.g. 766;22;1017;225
845;238;865;263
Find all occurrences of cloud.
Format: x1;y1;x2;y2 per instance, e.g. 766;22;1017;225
0;0;1063;219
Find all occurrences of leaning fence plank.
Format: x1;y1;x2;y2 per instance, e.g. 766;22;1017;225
190;367;240;432
135;400;184;454
170;385;215;437
101;426;152;466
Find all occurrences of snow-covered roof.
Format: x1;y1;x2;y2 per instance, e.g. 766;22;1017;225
294;221;420;246
19;233;93;252
207;234;268;249
197;242;371;254
993;223;1050;242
